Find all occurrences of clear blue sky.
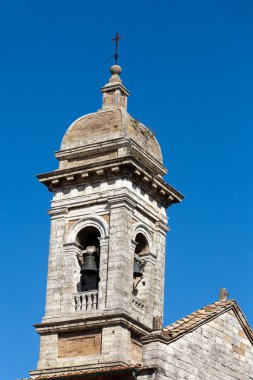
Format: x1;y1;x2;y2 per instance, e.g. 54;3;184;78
0;1;252;379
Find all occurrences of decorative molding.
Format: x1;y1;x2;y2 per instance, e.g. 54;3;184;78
48;207;68;218
131;239;138;251
141;252;157;262
153;315;163;330
63;241;82;250
66;215;109;243
133;222;153;251
107;194;137;211
98;236;110;247
155;221;169;235
37;155;183;209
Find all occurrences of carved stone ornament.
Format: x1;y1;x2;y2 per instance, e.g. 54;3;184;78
219;288;229;302
153;315;163;330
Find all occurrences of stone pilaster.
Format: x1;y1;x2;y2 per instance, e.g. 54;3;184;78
97;236;109;311
44;209;67;319
153;222;168;321
61;242;81;314
106;196;136;311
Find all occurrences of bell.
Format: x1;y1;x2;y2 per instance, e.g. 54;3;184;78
133;254;143;278
81;254;97;274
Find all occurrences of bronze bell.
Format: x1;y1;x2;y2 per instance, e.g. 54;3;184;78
81;254;97;274
133;254;143;278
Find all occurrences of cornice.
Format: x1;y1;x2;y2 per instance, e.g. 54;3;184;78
29;365;157;380
37;157;184;208
100;82;130;96
107;194;137;211
55;137;127;161
34;310;152;337
48;207;68;218
54;137;167;177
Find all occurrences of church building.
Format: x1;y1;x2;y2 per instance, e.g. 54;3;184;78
23;63;253;380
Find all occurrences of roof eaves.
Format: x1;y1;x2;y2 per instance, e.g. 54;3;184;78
27;365;157;380
142;299;253;346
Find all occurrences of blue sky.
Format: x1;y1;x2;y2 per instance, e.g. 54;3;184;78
0;1;252;379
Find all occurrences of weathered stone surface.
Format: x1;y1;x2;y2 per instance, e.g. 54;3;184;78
58;329;101;358
59;109;163;170
32;66;173;377
142;306;253;380
28;63;253;380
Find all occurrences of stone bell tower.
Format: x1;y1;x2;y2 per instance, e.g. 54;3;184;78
30;64;183;379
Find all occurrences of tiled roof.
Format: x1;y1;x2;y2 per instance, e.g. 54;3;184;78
161;300;253;342
24;300;253;380
28;364;156;380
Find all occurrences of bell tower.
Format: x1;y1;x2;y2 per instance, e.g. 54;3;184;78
30;64;183;379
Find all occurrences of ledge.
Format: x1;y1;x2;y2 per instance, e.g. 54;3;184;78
35;309;153;336
37;157;183;207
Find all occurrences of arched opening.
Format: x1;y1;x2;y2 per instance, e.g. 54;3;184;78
77;226;100;250
77;227;101;292
133;233;149;296
135;233;149;255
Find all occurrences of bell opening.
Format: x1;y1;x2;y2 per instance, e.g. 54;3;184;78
135;233;149;255
133;233;149;280
77;226;100;250
77;227;101;292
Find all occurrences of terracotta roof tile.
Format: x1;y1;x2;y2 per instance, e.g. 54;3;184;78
27;364;156;380
161;300;236;340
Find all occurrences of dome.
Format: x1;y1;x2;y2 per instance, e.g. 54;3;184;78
60;108;163;164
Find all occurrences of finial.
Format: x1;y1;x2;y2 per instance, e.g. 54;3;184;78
112;32;123;65
110;65;122;76
109;64;122;84
219;288;229;302
100;35;129;111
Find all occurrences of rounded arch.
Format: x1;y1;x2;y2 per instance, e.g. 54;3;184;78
133;223;153;253
77;226;101;249
67;215;109;244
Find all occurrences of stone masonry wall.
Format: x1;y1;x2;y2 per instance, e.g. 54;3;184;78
37;325;132;370
44;178;167;323
142;311;253;380
153;226;166;322
45;215;66;318
58;329;101;358
37;177;168;371
106;199;134;310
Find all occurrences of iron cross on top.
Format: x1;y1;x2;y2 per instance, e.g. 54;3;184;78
112;32;123;65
